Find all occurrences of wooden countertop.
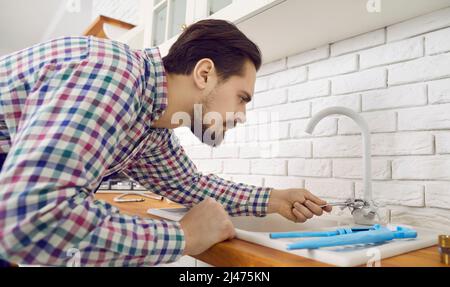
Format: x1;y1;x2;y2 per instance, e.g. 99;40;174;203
95;192;448;267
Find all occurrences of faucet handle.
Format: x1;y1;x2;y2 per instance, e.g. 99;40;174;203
322;198;388;225
320;198;373;213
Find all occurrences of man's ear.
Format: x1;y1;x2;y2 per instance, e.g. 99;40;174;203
193;58;215;90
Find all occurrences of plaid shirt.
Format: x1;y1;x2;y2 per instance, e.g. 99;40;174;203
0;36;272;266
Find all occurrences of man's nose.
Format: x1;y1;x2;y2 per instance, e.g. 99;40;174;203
235;110;247;125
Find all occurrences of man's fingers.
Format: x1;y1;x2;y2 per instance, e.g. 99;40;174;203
304;191;327;205
282;189;332;221
292;208;307;223
304;200;324;216
293;202;313;219
323;205;333;213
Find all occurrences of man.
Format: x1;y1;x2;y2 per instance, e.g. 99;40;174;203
0;19;332;266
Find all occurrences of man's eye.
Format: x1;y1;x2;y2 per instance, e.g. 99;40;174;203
240;96;250;103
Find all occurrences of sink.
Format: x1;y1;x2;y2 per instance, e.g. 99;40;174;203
230;214;440;267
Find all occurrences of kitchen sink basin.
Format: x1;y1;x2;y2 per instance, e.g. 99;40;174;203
230;213;439;267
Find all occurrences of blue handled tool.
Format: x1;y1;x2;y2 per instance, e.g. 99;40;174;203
270;226;375;239
270;225;417;250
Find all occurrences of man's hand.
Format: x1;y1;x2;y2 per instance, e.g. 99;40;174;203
180;197;235;256
267;189;333;223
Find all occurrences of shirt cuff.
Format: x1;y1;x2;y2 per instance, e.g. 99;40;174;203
149;219;186;265
246;186;272;217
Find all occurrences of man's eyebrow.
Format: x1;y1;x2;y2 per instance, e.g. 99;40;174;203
240;91;253;102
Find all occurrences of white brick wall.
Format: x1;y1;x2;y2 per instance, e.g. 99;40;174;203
287;45;329;68
390;207;450;233
338;110;396;134
333;159;391;180
176;8;450;231
309;54;358;80
304;179;354;200
253;88;288;108
239;142;272;158
361;83;427;111
257;58;286;76
371;132;434;156
251;159;286;175
355;181;424;207
288;159;332;178
387;7;450;42
291;117;337;138
425;182;450;209
231;175;264;187
288;80;330;102
193;160;222;173
212;145;239;159
272;140;312;158
392;157;450;180
330;29;385;57
313;136;362;158
359;37;423;69
223;159;250;174
429;78;450;104
436;132;450;154
425;27;450;55
312;94;361;114
332;68;387;95
388;53;450;85
398;104;450;131
264;176;305;189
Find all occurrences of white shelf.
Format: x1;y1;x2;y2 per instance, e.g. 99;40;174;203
153;0;450;64
236;0;450;63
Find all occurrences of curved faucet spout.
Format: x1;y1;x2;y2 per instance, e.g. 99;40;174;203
305;107;373;204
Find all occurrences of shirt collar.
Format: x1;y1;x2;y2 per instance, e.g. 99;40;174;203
142;46;169;128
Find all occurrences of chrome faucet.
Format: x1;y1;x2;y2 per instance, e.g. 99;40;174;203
305;107;379;225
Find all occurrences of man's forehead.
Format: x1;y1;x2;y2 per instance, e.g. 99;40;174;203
238;62;256;89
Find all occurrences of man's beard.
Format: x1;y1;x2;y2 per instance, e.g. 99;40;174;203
190;103;226;147
199;124;225;147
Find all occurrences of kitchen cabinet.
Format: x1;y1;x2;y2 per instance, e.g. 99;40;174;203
141;0;284;54
110;0;450;62
134;0;450;63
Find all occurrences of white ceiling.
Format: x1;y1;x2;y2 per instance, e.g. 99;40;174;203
0;0;93;56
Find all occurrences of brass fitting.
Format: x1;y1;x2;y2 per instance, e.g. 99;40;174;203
438;235;450;265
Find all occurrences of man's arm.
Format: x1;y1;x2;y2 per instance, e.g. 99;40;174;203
0;60;185;266
123;129;272;217
124;129;333;223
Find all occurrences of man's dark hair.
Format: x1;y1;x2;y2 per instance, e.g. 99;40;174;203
162;19;262;81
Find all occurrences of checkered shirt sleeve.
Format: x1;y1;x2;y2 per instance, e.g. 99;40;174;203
123;129;273;217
